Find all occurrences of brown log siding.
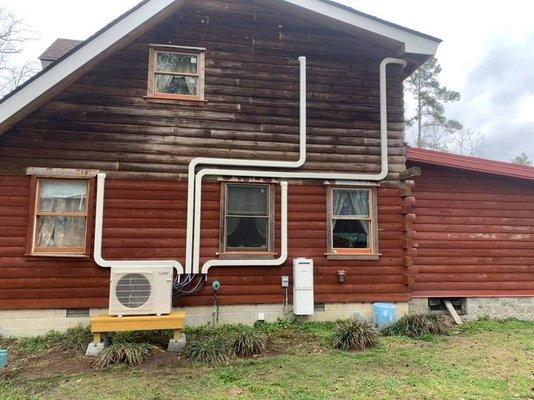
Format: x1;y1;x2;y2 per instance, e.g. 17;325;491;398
0;175;408;309
410;165;534;298
0;0;406;181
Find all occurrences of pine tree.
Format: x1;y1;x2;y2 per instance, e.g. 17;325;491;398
406;57;463;149
511;153;532;166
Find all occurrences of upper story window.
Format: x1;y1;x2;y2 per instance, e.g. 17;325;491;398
147;45;205;101
27;177;94;256
326;187;379;260
221;183;275;257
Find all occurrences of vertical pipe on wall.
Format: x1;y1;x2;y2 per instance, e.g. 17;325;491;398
183;56;308;274
189;58;407;274
93;173;184;274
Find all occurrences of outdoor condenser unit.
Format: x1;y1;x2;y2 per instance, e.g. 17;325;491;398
293;258;314;316
109;266;173;317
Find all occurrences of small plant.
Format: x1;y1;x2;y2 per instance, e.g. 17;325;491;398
92;342;160;369
332;319;378;351
55;326;92;351
232;329;266;357
185;336;229;363
382;314;450;339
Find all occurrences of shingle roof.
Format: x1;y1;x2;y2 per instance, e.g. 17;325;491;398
39;38;83;61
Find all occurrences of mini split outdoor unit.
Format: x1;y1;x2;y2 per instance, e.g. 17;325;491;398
109;266;173;317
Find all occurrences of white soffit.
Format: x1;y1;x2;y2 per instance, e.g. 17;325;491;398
282;0;440;55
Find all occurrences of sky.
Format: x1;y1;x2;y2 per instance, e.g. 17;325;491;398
2;0;533;162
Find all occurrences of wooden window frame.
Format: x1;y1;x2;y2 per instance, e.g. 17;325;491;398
146;45;206;102
26;176;95;257
219;182;276;260
326;186;379;261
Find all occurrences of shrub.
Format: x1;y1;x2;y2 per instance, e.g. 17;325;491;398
92;342;160;369
332;319;378;351
185;336;229;363
232;329;266;357
382;314;450;339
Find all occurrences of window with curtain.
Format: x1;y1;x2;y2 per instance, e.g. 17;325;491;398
30;179;90;255
222;184;273;253
327;187;378;256
147;45;205;101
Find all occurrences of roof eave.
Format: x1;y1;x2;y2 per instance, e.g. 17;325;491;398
282;0;441;55
407;148;534;182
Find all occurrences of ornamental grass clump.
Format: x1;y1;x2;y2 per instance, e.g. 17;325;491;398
332;319;378;351
92;342;160;369
185;336;229;363
231;329;266;358
381;314;450;339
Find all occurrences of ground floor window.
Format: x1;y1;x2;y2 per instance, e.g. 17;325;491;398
220;183;275;257
326;186;379;259
27;177;93;256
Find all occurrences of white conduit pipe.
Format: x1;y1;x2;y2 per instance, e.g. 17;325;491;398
94;173;184;274
184;57;307;274
191;57;407;275
201;180;288;274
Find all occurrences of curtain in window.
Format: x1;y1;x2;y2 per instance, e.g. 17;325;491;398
36;216;85;248
36;180;87;249
333;190;369;234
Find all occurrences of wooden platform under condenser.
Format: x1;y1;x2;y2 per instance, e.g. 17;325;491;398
90;312;186;345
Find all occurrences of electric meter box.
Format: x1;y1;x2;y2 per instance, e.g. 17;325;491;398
293;258;314;315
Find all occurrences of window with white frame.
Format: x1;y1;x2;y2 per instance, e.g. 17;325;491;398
327;187;378;258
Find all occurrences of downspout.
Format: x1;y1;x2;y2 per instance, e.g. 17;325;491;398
94;173;184;274
184;57;307;273
191;58;407;274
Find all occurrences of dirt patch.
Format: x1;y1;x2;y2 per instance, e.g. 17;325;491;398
2;349;92;380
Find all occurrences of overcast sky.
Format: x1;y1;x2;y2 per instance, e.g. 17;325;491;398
3;0;533;162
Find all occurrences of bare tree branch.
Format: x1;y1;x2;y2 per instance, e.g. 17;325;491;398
0;7;38;97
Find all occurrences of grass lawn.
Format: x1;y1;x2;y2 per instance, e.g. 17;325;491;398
0;319;532;400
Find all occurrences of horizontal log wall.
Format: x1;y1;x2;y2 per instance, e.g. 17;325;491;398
410;164;534;298
0;0;406;181
0;175;408;309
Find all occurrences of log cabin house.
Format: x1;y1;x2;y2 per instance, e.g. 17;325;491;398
0;0;531;336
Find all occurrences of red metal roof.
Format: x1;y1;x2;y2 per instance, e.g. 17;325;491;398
407;147;534;181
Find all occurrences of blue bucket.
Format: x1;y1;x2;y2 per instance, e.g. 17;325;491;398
373;303;396;328
0;349;8;369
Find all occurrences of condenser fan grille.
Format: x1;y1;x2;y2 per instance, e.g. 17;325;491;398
115;273;152;308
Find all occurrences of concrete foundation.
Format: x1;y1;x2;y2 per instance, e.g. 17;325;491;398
409;297;534;321
0;302;409;337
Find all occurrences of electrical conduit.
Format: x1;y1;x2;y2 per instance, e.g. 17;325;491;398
192;57;407;274
184;57;308;274
94;173;184;274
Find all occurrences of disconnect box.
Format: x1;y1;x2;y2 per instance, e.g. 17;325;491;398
293;258;314;315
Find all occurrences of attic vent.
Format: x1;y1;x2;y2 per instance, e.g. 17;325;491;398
116;273;152;309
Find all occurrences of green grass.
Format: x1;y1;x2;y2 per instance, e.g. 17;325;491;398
0;319;532;400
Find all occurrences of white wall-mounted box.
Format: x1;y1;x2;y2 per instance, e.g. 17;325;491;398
293;258;314;315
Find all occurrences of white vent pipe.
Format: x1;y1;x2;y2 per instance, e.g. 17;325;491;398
94;173;184;274
190;57;407;274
